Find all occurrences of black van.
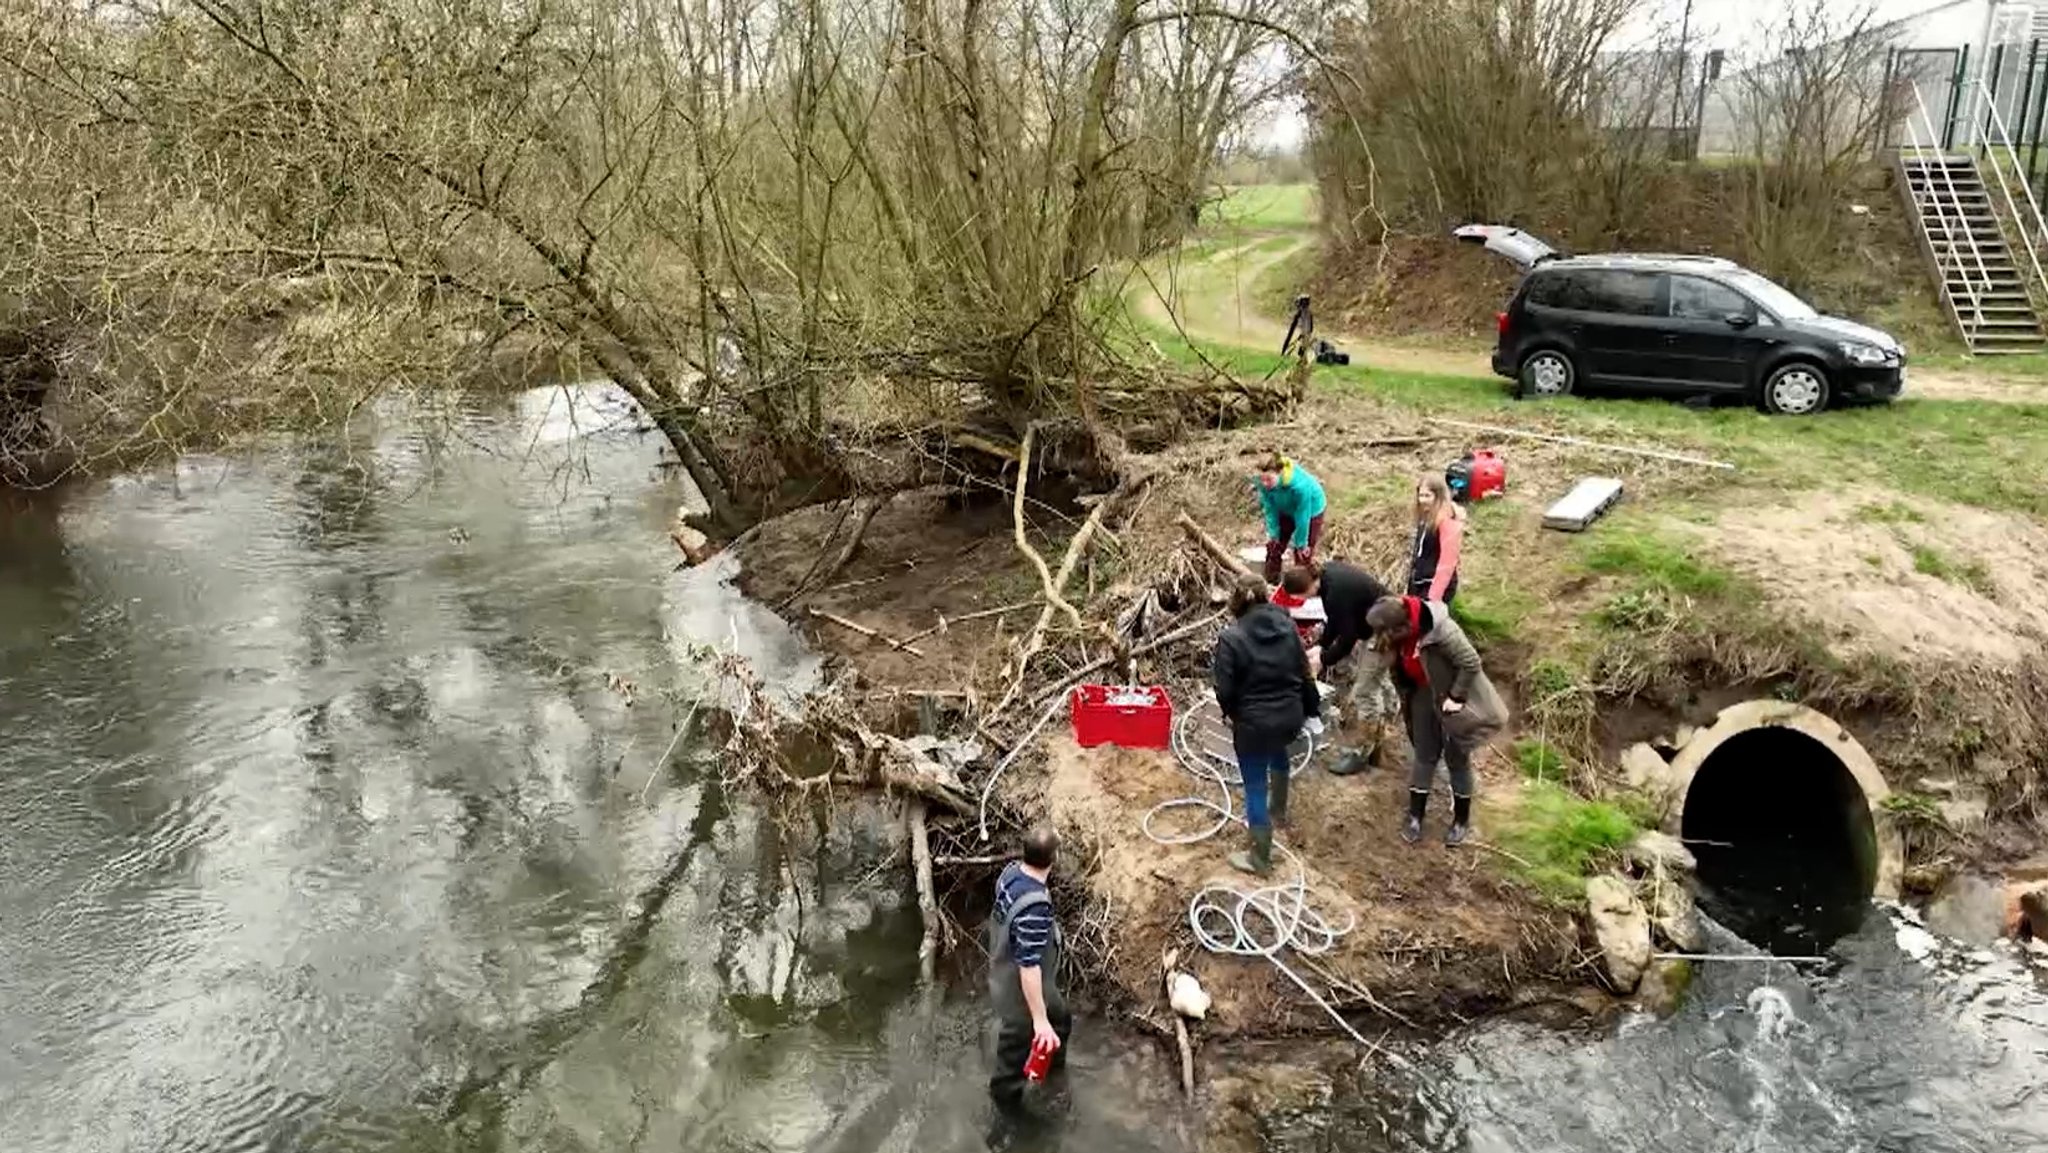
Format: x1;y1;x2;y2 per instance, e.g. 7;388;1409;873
1455;225;1906;415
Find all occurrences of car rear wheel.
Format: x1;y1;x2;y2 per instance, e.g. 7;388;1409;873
1762;363;1829;416
1518;350;1575;399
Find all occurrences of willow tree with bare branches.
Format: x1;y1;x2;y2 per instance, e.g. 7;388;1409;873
0;0;1304;521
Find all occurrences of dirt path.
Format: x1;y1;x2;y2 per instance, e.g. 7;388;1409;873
1136;231;2048;405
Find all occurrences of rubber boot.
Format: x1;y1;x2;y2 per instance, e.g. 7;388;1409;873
1229;825;1274;876
1402;790;1428;845
1445;794;1474;848
1270;765;1292;830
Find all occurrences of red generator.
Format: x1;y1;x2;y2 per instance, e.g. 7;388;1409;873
1070;684;1174;750
1447;449;1507;502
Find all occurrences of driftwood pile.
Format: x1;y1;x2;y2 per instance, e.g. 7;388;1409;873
684;426;1288;998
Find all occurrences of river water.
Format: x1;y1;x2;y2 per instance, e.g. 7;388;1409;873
2;384;2043;1153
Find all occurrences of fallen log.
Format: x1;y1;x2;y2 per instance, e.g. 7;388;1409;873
902;600;1038;646
990;450;1142;719
778;493;893;607
1425;417;1736;471
1175;511;1254;579
933;852;1009;868
910;800;941;984
1013;427;1105;647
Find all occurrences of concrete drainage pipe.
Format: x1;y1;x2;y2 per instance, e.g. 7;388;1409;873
1664;701;1904;952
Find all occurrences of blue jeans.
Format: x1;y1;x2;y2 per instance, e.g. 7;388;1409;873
1237;747;1289;829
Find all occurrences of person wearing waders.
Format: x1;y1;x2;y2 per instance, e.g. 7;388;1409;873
1255;453;1328;586
1212;574;1321;875
988;824;1069;1119
1366;595;1505;846
1407;473;1465;605
1283;562;1399;777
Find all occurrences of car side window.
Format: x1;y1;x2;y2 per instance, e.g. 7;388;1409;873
1525;271;1568;308
1668;275;1753;322
1529;270;1658;316
1596;271;1662;317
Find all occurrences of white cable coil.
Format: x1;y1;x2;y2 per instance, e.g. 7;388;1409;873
1147;697;1403;1054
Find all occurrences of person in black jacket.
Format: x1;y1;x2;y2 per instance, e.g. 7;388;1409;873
1282;561;1396;776
1212;574;1321;876
1287;561;1392;676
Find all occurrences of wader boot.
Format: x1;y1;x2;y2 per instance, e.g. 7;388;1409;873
1269;764;1292;831
1229;824;1274;877
987;887;1069;1113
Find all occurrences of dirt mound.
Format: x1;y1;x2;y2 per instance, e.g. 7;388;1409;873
1020;734;1574;1038
739;488;1042;691
1704;490;2048;665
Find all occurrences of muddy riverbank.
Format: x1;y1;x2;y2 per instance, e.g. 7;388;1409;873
5;380;2047;1153
736;371;2048;1049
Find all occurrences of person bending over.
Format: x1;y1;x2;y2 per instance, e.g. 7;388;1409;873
1365;595;1505;846
1284;561;1396;775
1255;453;1328;585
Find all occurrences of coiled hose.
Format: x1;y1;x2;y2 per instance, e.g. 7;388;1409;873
1145;698;1393;1052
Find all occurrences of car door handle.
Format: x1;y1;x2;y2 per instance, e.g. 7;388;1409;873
1662;334;1679;345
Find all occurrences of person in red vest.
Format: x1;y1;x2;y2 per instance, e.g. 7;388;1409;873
1365;595;1506;846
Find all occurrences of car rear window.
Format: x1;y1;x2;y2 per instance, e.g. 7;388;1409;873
1526;269;1659;316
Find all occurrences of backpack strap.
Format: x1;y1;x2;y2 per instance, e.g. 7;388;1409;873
995;886;1052;929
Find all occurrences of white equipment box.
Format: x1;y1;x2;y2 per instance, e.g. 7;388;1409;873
1543;477;1624;532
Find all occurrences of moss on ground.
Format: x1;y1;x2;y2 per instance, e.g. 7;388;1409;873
1493;782;1640;905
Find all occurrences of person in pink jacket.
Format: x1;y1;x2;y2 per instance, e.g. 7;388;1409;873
1406;474;1465;605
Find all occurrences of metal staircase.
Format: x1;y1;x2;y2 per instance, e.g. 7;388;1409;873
1900;155;2046;352
1900;83;2048;354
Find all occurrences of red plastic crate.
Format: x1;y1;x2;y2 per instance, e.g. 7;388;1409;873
1069;684;1173;750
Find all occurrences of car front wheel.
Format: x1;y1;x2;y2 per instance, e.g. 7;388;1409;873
1518;350;1576;399
1761;363;1830;416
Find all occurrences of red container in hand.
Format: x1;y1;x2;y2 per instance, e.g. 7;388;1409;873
1022;1035;1057;1083
1069;684;1173;750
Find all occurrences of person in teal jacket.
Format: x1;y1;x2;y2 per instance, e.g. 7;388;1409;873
1256;452;1327;584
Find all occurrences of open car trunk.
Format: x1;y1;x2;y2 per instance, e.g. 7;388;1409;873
1452;224;1557;269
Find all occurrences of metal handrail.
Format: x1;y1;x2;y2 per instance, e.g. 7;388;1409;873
1904;79;1998;332
1973;78;2048;306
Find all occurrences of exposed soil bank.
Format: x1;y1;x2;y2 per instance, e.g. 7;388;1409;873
736;392;2047;997
737;485;1594;1044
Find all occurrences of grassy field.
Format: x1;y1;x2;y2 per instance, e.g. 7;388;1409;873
1131;316;2048;520
1194;179;2048;384
1208;183;1317;230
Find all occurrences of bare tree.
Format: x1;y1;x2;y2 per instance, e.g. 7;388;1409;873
1308;0;1645;235
1720;0;1904;287
0;0;1306;520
